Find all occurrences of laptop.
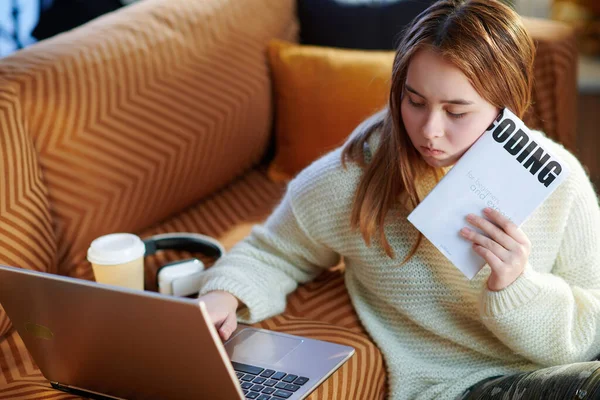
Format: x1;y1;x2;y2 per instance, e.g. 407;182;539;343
0;265;355;400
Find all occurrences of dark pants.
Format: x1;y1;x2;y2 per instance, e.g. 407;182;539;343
460;361;600;400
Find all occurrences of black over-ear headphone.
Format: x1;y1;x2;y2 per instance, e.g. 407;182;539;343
142;233;226;297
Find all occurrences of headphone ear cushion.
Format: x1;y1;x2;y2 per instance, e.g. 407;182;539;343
157;258;205;296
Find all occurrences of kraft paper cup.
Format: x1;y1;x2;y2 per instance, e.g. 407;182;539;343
87;233;146;291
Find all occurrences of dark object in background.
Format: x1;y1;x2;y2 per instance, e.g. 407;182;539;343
33;0;123;41
297;0;437;50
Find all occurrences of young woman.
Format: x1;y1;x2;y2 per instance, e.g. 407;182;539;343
198;0;600;398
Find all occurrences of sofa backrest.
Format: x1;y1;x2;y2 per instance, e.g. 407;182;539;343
0;0;297;276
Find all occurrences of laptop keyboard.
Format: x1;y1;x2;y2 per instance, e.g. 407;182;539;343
232;361;310;399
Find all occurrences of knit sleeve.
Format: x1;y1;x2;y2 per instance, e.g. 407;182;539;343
196;175;342;324
478;164;600;366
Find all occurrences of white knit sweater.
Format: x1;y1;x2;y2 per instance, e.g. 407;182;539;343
198;130;600;399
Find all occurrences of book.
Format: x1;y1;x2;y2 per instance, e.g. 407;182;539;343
407;108;570;279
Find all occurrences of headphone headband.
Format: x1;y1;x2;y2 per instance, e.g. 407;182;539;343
143;232;225;259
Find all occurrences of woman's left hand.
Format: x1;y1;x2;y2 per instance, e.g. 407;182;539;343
460;207;531;291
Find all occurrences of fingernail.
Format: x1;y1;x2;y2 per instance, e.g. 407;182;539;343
466;214;475;222
483;208;492;214
460;227;470;235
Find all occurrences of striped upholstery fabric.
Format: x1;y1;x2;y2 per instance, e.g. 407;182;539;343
0;330;79;400
522;17;578;152
0;0;298;280
0;167;387;399
0;84;58;338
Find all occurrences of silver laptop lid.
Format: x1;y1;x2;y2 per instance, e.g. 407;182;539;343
0;265;243;400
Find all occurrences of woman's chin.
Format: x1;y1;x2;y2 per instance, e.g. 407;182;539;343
422;155;454;168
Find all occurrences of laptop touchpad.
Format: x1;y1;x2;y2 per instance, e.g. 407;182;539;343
226;329;303;365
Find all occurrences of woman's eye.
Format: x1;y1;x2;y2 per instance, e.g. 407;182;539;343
447;110;466;119
408;98;425;107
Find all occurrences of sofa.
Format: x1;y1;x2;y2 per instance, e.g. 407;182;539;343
0;0;579;398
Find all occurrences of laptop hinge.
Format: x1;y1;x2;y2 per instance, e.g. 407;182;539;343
51;381;68;389
51;381;125;400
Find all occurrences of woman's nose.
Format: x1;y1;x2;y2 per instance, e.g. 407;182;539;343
421;111;444;139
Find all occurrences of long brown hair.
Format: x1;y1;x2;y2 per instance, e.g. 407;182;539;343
341;0;535;261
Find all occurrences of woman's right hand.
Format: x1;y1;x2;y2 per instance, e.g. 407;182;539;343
198;290;240;341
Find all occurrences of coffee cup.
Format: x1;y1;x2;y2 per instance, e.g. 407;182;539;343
87;233;146;290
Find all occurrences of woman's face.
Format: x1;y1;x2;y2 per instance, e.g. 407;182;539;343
401;48;501;168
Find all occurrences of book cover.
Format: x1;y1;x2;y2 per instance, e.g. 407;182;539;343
407;108;570;279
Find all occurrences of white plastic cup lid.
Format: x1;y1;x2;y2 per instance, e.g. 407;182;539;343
87;233;146;265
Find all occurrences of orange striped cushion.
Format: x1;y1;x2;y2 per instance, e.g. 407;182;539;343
1;167;387;399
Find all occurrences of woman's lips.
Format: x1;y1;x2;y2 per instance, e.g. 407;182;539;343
421;146;445;156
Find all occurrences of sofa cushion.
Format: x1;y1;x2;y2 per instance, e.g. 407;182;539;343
0;0;298;277
266;40;394;181
1;166;386;399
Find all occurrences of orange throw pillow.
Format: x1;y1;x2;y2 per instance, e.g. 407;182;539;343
267;40;395;181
